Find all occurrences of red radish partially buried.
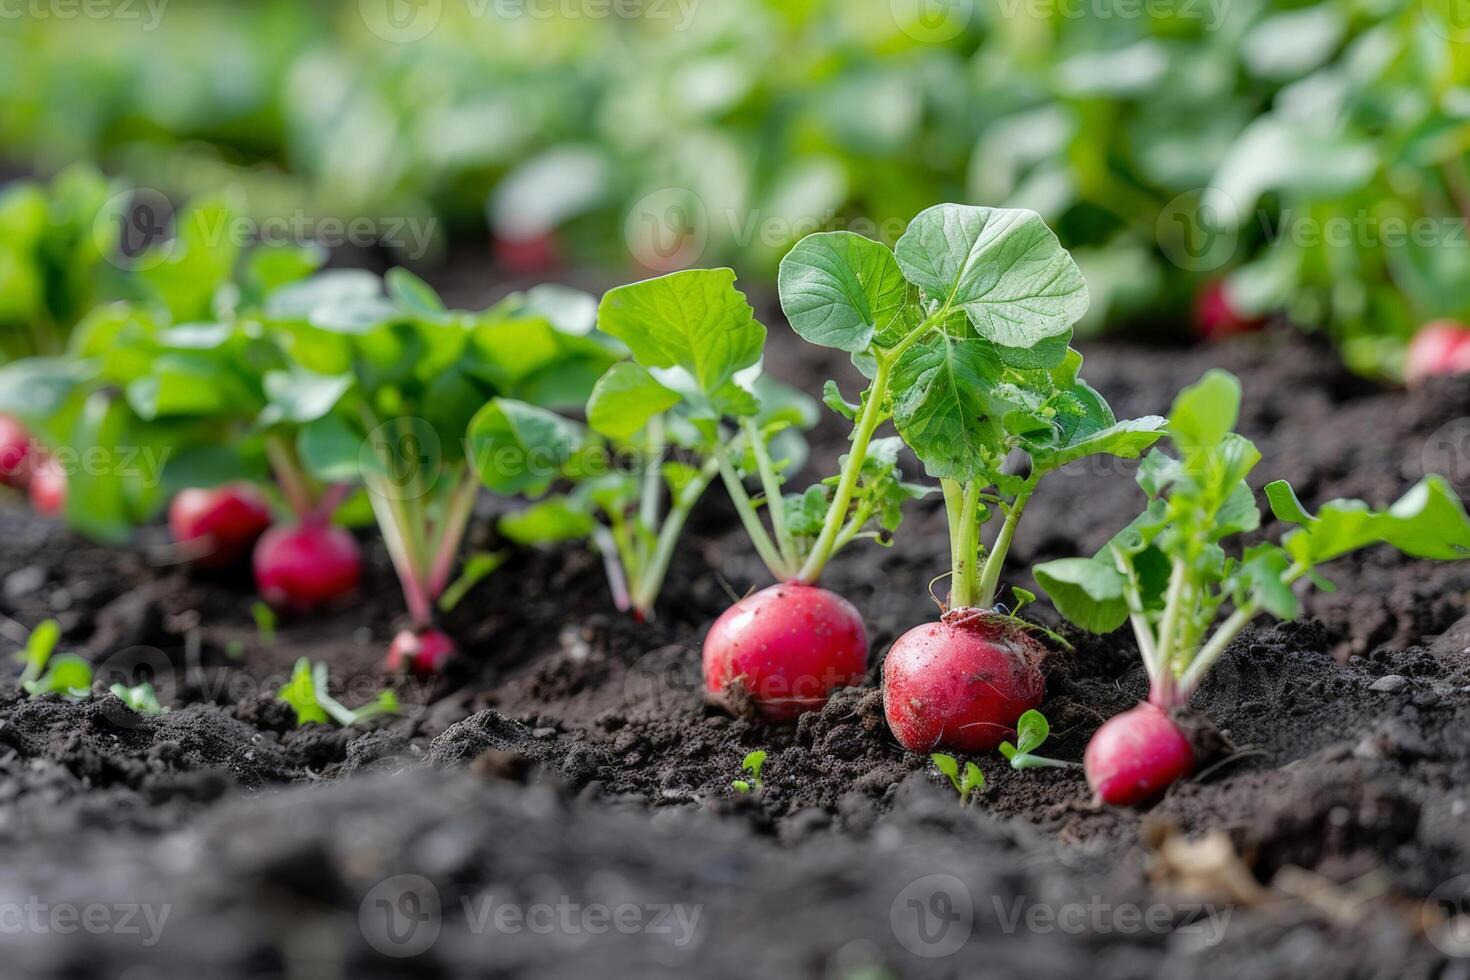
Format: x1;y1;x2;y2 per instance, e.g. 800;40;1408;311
702;583;868;722
1083;702;1195;806
883;609;1046;753
1193;280;1265;342
386;627;457;676
168;484;274;568
0;414;31;488
1404;320;1470;385
253;521;361;613
28;456;66;516
493;232;558;276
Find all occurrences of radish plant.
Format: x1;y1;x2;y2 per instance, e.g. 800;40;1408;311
276;657;399;727
730;750;767;794
998;710;1077;771
783;205;1169;751
1034;369;1470;805
930;753;985;806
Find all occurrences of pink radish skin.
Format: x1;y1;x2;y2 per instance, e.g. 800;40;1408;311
386;627;457;676
0;415;31;488
882;609;1046;753
1404;320;1470;386
1193;280;1264;343
702;582;868;723
169;484;274;569
28;456;66;516
1084;702;1195;806
253;522;362;613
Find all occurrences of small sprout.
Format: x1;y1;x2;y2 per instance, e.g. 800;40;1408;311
732;749;767;793
998;709;1078;770
110;682;165;716
437;550;509;613
930;753;985;806
276;657;399;727
251;601;277;645
14;619;92;701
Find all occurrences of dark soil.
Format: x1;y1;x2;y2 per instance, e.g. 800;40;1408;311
2;309;1470;978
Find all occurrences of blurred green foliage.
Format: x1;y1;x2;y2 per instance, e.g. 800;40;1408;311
0;0;1468;369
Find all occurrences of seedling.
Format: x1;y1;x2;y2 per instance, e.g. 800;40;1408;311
998;710;1077;770
276;657;399;727
1034;369;1470;804
844;205;1164;753
14;619;93;701
109;682;165;716
250;601;278;646
731;749;767;794
930;753;985;806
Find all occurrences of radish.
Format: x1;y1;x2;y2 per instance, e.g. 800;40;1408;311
1193;279;1265;342
168;484;274;568
702;583;867;723
28;456;66;517
493;232;558;276
0;414;31;488
386;627;457;676
253;520;361;613
1404;320;1470;385
882;609;1045;753
1083;703;1194;806
1035;370;1470;805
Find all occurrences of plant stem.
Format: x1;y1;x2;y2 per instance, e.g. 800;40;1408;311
797;355;892;584
975;486;1032;610
265;434;315;520
366;476;433;626
1148;557;1190;707
743;417;796;568
949;480;982;608
425;469;480;601
632;460;718;616
1173;562;1310;702
714;446;792;580
639;417;665;537
590;524;632;614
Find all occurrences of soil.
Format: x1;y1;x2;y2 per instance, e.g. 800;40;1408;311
2;289;1470;978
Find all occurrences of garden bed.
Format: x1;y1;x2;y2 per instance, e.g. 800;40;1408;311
1;310;1467;978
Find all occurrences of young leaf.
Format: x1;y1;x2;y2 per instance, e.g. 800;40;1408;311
1267;475;1470;564
894;205;1088;350
891;333;1010;480
109;682;165;716
467;398;588;495
777;231;909;353
586;362;679;439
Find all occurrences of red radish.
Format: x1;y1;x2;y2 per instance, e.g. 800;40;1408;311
702;582;868;723
1193;280;1264;342
1083;702;1194;806
882;609;1046;753
168;484;274;568
0;414;31;488
386;627;457;676
28;456;66;517
1404;320;1470;385
493;232;558;276
253;521;361;613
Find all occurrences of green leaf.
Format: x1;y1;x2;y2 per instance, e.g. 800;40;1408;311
109;682;165;716
777;231;909;353
891;333;1010;481
64;392;134;543
1268;476;1470;565
262;368;353;425
596;269;765;399
438;551;509;613
1014;709;1049;756
1031;416;1166;474
297;415;363;484
386;267;446;315
498;498;596;545
586;363;679;440
1032;557;1130;633
1167;369;1240;453
468;399;587;496
822;380;859;421
1238;544;1302;620
277;657;329;725
930;752;960;791
894;205;1088;349
21;619;61;680
23;653;93;700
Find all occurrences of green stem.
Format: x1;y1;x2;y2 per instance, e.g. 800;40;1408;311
797;355;892;584
265;434;315;520
941;479;964;571
632;460;718;616
1148;557;1190;706
1172;563;1310;704
1011;755;1081;770
589;524;632;614
366;476;433;626
975;486;1032;610
715;445;792;580
949;480;983;608
425;469;480;601
742;417;795;568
